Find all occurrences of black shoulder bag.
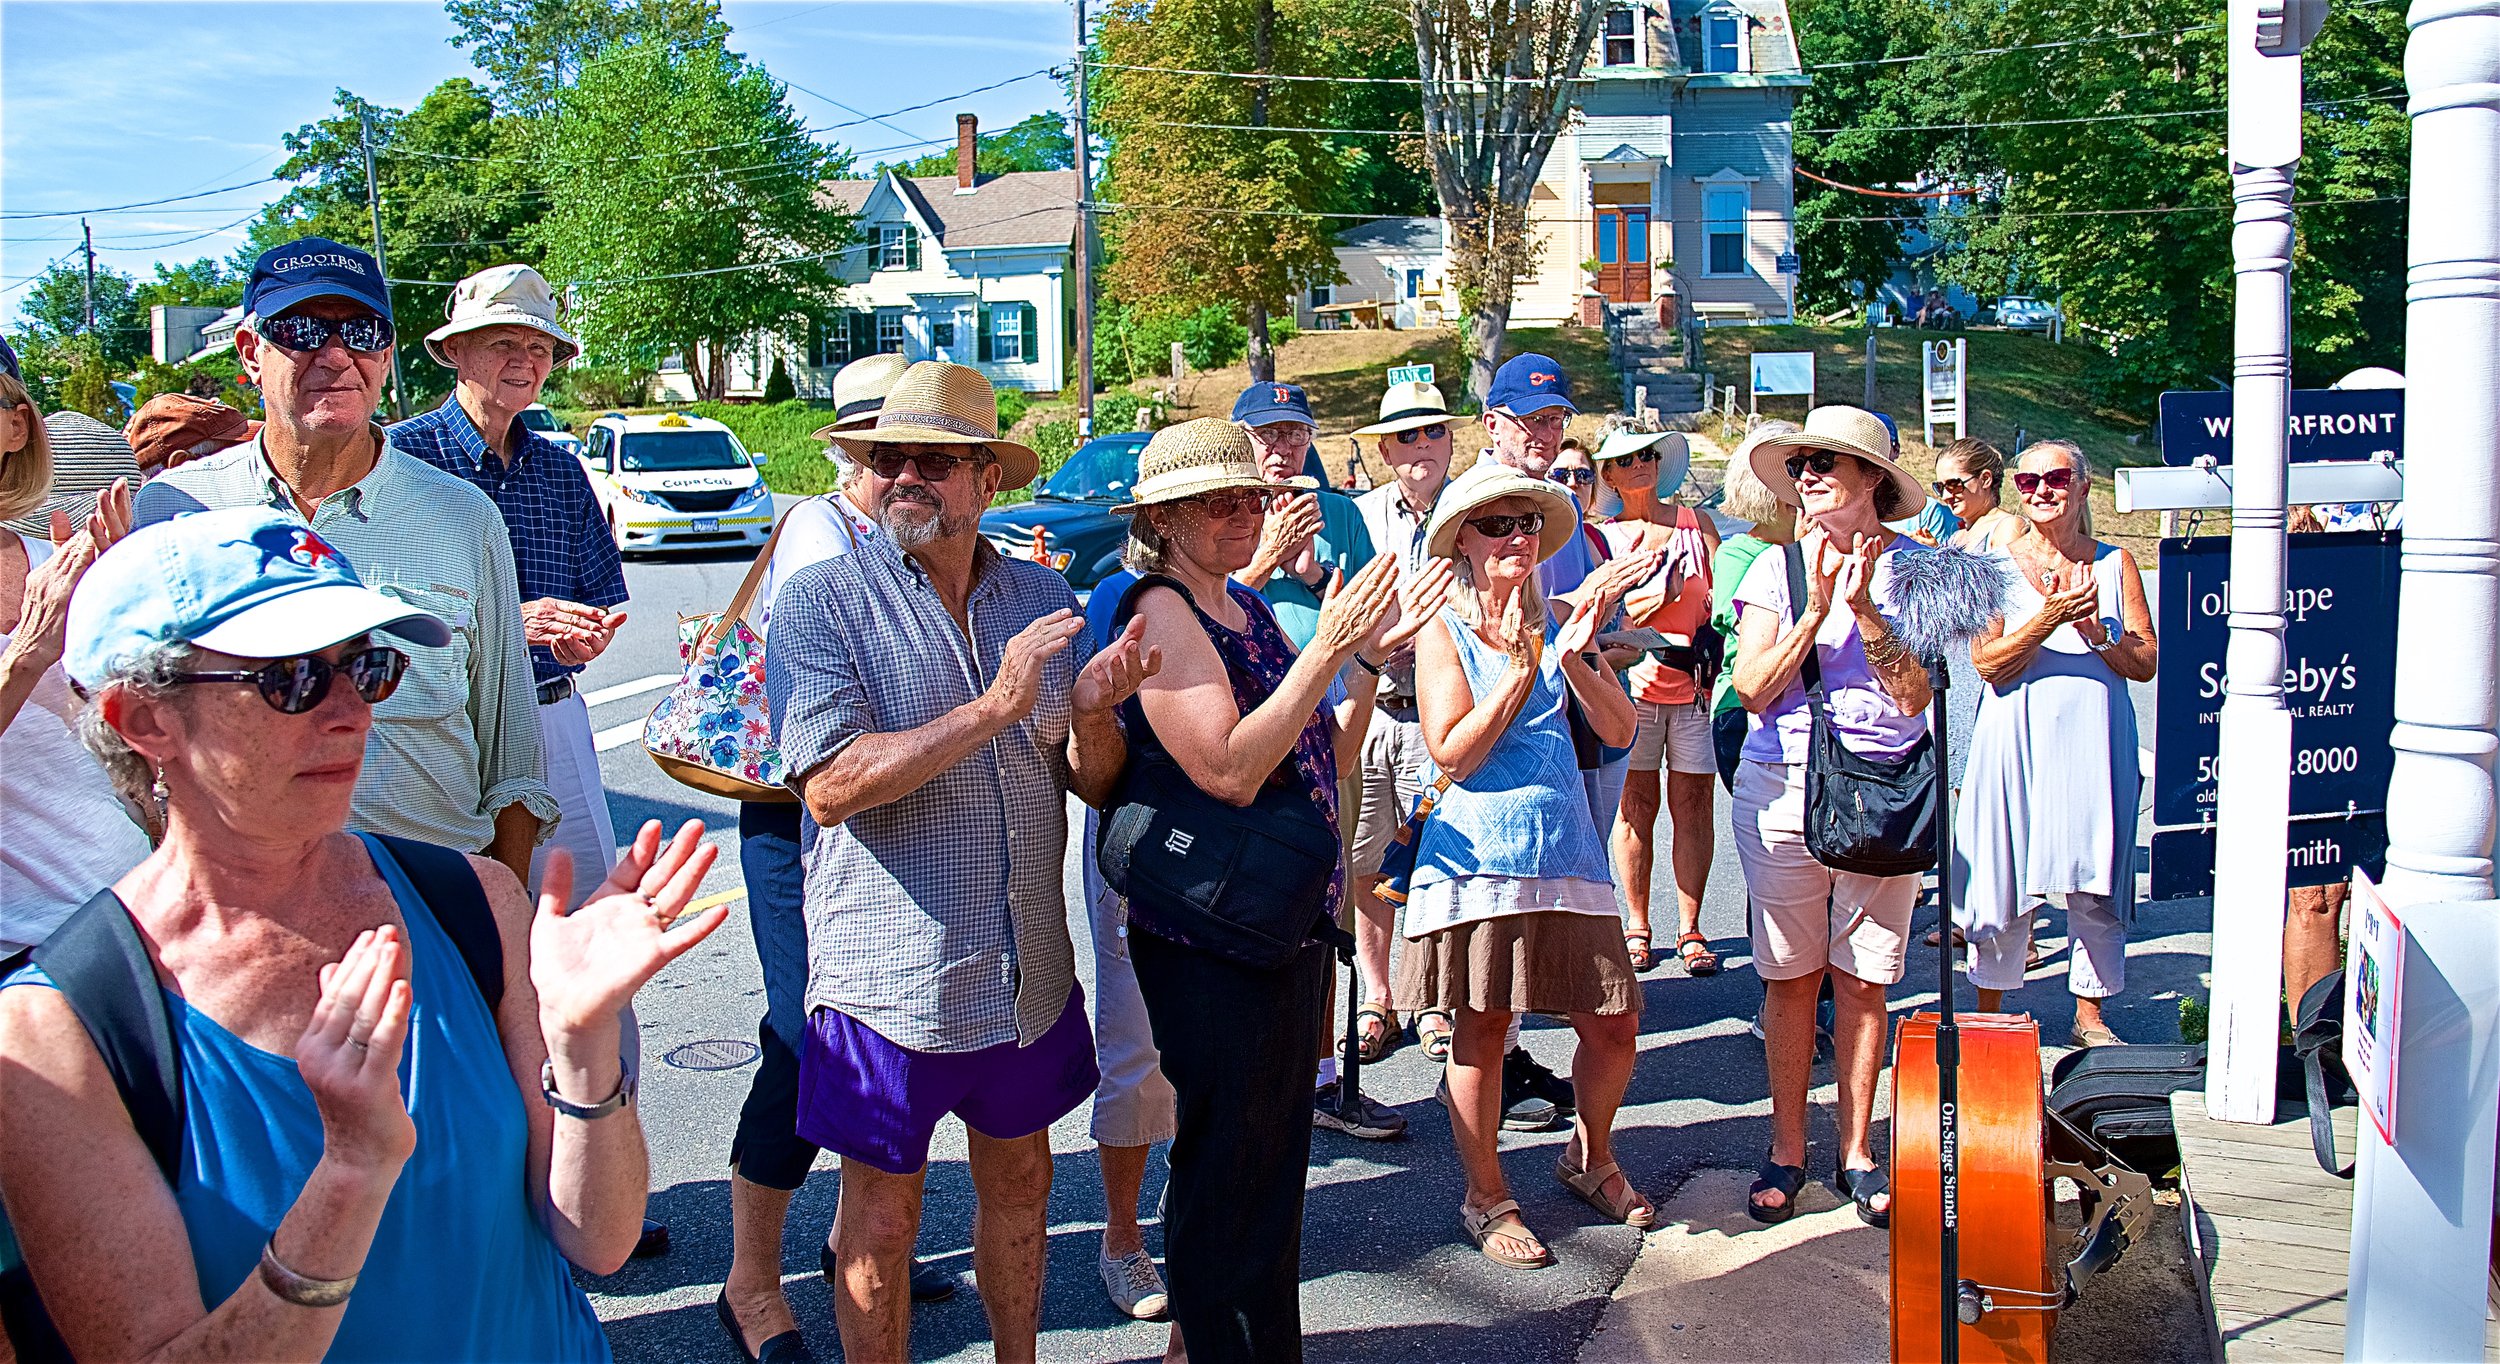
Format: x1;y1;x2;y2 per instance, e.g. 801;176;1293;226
1095;575;1350;971
1783;542;1938;878
1;836;502;1362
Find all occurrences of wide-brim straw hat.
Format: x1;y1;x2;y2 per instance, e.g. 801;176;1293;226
1423;460;1580;562
1355;380;1457;438
1594;428;1692;495
1113;418;1296;514
830;360;1041;491
424;264;580;368
811;352;912;439
1747;404;1926;514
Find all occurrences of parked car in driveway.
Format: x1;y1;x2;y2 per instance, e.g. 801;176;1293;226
577;411;775;554
979;431;1150;590
519;402;581;456
1993;295;2061;333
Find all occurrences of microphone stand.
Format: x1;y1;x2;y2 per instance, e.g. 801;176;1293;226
1926;651;1962;1364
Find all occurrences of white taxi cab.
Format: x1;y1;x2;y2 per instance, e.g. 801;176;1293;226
577;411;775;554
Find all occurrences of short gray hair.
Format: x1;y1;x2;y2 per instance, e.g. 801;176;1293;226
75;640;197;809
1721;420;1798;525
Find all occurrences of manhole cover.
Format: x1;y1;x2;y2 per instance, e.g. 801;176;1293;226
663;1039;760;1071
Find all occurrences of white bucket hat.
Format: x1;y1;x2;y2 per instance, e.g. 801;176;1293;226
1594;428;1692;495
1423;460;1581;562
1355;380;1457;438
425;264;580;368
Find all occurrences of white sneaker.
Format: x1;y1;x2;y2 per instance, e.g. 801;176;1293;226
1098;1245;1170;1320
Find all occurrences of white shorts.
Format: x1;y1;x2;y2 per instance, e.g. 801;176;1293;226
527;689;617;907
1628;698;1716;776
1731;759;1923;985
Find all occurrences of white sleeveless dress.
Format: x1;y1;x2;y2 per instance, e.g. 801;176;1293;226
1950;545;2138;942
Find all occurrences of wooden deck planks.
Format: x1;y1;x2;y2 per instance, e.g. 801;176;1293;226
2171;1092;2358;1363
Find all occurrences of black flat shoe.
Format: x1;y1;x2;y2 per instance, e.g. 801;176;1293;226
632;1218;669;1259
820;1243;957;1303
716;1290;815;1364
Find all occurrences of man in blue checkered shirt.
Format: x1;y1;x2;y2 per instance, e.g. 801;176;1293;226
394;264;629;905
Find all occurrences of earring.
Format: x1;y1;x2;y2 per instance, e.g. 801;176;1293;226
151;766;170;812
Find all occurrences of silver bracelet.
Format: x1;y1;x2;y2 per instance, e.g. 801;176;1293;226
258;1238;357;1308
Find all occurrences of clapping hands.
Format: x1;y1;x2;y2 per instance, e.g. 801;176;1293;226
530;821;730;1037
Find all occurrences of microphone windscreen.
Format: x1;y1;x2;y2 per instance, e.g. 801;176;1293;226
1886;543;2016;660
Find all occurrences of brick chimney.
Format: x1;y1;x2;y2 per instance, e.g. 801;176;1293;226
955;113;978;192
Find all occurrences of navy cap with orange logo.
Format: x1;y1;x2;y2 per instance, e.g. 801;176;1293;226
1231;381;1316;428
1486;352;1575;417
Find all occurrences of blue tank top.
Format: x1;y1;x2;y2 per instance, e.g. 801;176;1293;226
166;834;609;1361
1411;609;1613;888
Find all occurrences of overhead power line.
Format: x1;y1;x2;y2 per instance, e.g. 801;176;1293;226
1;175;284;221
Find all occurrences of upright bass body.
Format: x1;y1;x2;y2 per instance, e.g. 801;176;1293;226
1891;1012;2059;1364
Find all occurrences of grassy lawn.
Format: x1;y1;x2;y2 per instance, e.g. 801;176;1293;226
1697;325;2166;554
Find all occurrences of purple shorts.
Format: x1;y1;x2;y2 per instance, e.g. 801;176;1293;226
796;986;1099;1175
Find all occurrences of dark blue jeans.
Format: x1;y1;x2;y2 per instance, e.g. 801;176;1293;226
732;801;820;1190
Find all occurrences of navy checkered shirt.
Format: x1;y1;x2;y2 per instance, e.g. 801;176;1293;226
394;397;629;686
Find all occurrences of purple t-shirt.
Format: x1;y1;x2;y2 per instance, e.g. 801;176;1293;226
1732;538;1931;763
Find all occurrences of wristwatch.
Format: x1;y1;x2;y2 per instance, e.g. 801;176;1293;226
541;1058;636;1120
2085;621;2119;653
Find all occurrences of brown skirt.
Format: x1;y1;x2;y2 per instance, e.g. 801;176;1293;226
1393;911;1643;1018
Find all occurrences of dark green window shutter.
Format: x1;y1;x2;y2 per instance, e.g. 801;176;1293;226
905;227;922;272
1016;303;1038;362
978;304;994;362
848;311;875;361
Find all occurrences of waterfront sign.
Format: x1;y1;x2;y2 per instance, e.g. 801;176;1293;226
2158;387;2405;466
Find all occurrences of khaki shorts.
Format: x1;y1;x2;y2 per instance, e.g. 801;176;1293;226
1731;759;1922;984
1349;710;1431;878
1627;698;1716;776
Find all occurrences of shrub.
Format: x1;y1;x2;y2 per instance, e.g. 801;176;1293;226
762;357;796;404
688;399;840;497
552;362;653;411
995;386;1031;433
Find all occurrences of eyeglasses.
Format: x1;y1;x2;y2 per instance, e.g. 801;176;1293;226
1932;476;1972;497
1189;489;1272;520
1785;451;1847;481
257;313;396;355
1246;423;1313;449
1549;468;1596;486
866;448;988;482
1392;424;1449;446
2012;467;2081;495
168;647;409;715
1465;511;1546;539
1496;408;1568;432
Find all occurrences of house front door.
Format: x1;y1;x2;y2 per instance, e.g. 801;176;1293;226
1594;206;1651;303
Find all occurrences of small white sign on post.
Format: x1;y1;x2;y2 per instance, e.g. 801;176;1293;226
2345;869;2404;1147
1922;337;1967;445
1749;350;1815;417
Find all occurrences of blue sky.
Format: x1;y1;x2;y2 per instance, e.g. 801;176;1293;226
1;0;1071;325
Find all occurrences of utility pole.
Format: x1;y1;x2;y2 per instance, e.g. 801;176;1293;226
358;104;409;422
80;219;96;336
1072;0;1097;441
2204;0;2323;1125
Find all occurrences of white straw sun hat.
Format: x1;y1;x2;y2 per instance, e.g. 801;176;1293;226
1423;460;1580;562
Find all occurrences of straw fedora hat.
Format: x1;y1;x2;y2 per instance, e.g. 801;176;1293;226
1355;380;1456;438
811;352;912;439
1423;460;1580;562
1594;428;1692;495
830;361;1041;491
1747;404;1925;514
1113;418;1296;514
424;264;579;368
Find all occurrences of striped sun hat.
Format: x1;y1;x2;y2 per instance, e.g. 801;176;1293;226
5;410;140;539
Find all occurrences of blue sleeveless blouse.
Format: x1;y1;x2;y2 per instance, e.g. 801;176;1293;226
1410;609;1613;889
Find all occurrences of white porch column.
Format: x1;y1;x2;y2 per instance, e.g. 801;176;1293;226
2381;0;2500;911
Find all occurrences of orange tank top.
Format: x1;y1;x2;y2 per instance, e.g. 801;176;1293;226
1601;506;1713;706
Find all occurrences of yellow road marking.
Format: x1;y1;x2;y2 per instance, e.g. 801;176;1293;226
685;887;749;914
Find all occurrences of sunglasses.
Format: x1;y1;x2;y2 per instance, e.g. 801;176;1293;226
1465;511;1546;540
1549;467;1595;486
168;647;409;715
1609;450;1666;466
866;449;988;482
1189;489;1272;520
1785;451;1848;481
1932;476;1971;497
258;313;396;355
1392;424;1449;446
2012;467;2081;495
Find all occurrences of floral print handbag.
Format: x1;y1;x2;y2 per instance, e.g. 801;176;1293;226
642;519;798;803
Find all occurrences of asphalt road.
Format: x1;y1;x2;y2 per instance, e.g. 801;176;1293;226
572;504;2202;1363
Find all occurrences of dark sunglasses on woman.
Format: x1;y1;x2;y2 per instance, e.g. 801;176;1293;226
2011;467;2080;494
1191;489;1272;519
1549;468;1596;486
1932;476;1971;497
1612;450;1665;465
169;647;410;715
257;313;398;355
1465;511;1546;539
1392;424;1449;446
1784;451;1847;481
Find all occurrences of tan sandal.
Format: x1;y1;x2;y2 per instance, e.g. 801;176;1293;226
1459;1198;1553;1269
1557;1156;1656;1230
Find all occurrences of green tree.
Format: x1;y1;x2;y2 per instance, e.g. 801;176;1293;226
1096;0;1356;381
19;262;148;370
884;112;1075;179
444;0;728;116
133;258;246;311
530;40;851;399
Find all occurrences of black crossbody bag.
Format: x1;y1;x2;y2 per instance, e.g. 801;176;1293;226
1784;542;1938;878
1095;575;1349;970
